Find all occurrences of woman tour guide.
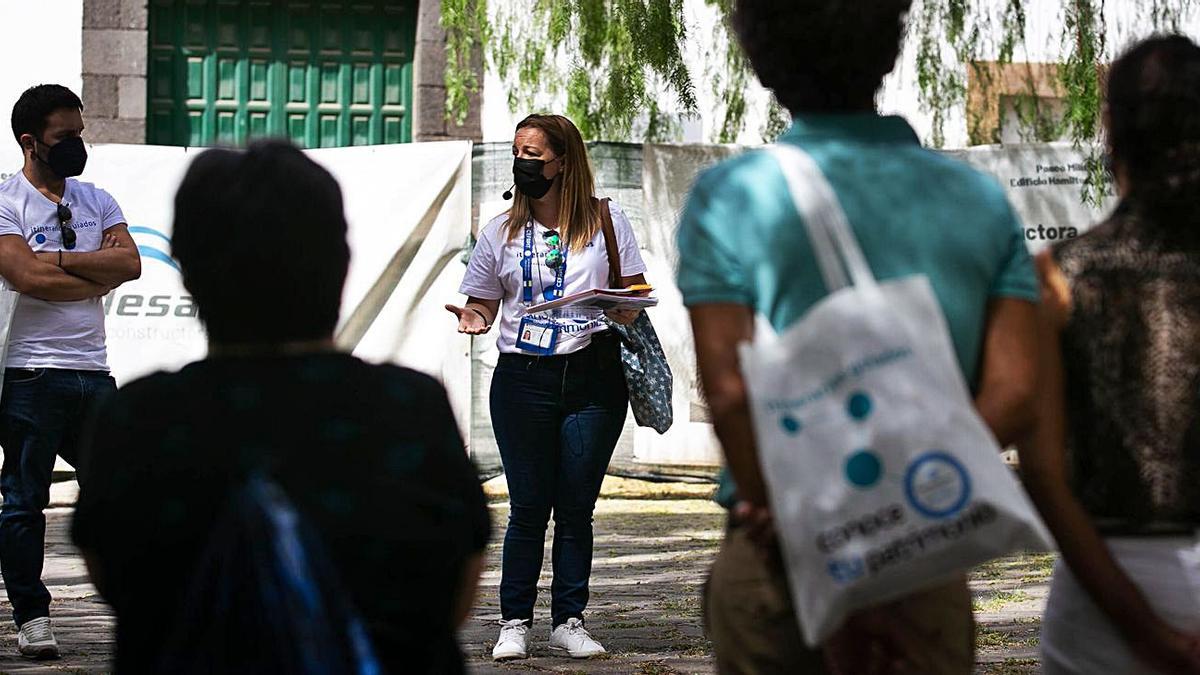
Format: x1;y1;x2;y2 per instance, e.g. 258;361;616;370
447;114;647;661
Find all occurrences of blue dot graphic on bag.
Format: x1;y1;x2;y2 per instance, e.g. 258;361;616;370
780;415;802;434
844;450;882;487
846;391;872;420
904;452;971;518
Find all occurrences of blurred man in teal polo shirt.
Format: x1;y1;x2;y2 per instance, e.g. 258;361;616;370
677;2;1040;673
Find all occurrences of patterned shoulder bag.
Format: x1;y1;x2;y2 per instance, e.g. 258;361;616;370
597;198;673;434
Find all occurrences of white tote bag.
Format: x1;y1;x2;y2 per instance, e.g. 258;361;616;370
738;145;1052;646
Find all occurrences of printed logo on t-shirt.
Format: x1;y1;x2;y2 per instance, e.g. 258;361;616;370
29;220;98;247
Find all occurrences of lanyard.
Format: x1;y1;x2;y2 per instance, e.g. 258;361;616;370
521;222;567;305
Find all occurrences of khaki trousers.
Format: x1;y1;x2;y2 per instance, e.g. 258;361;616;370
704;525;975;675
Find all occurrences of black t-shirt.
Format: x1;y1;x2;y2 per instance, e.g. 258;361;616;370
71;353;490;674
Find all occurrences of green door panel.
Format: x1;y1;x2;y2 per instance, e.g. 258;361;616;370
148;0;415;148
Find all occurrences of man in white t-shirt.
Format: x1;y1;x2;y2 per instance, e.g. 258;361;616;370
0;84;141;659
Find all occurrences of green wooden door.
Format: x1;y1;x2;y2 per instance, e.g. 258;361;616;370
148;0;415;148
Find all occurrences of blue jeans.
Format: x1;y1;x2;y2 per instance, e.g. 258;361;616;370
0;368;115;627
490;333;628;627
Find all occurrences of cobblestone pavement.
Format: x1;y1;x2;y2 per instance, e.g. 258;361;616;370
0;480;1052;674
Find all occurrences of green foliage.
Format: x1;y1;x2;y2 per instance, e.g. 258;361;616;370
704;6;750;144
761;94;790;144
915;0;1028;148
440;0;490;127
442;0;767;144
445;0;702;142
445;0;1198;183
1059;0;1107;203
1004;93;1066;143
914;0;1199;205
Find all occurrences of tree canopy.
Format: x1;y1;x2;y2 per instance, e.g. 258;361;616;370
443;0;1196;200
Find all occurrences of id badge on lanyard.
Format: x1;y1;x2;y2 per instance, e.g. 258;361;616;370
516;223;566;356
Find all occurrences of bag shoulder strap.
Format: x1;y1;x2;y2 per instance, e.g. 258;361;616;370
596;197;624;287
768;145;877;292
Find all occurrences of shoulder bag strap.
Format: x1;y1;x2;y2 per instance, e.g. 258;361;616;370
768;145;877;292
596;197;625;288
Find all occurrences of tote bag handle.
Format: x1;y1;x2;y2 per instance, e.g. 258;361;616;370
768;145;878;293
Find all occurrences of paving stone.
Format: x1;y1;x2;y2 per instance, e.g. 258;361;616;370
0;491;1055;673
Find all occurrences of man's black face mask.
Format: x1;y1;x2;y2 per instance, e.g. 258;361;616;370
35;136;88;179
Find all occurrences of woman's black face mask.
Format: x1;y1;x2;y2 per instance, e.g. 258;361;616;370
512;156;559;199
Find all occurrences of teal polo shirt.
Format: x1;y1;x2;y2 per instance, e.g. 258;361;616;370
676;114;1038;506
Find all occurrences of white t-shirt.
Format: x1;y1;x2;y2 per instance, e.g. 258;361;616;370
0;173;126;370
459;200;647;355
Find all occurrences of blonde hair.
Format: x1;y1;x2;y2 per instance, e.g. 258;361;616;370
503;114;601;252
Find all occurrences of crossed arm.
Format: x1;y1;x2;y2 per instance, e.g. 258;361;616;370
0;224;141;302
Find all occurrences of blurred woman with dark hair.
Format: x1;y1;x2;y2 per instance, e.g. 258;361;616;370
1021;35;1200;674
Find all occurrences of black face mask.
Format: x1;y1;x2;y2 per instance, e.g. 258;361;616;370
35;136;88;179
513;157;557;199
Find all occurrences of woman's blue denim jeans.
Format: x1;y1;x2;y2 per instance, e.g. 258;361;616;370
490;333;628;627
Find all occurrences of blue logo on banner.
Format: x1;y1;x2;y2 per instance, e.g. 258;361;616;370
128;226;180;271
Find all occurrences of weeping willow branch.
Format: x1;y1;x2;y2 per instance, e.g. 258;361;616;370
442;0;704;141
444;0;1198;168
441;0;767;143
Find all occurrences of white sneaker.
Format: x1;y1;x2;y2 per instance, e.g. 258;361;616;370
491;619;530;661
549;618;606;658
17;617;58;659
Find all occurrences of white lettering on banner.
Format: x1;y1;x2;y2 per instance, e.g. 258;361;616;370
954;143;1118;255
1024;224;1080;241
103;293;197;318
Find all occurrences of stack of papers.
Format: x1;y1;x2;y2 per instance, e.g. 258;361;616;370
521;286;659;315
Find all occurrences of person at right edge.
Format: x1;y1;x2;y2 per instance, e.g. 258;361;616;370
1020;35;1200;675
677;2;1040;674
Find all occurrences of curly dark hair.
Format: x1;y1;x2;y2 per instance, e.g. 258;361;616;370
1107;35;1200;228
731;0;913;113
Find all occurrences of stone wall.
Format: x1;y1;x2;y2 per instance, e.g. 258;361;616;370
80;0;481;146
82;0;147;144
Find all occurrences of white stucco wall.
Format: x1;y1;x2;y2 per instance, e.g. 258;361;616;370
0;0;84;173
